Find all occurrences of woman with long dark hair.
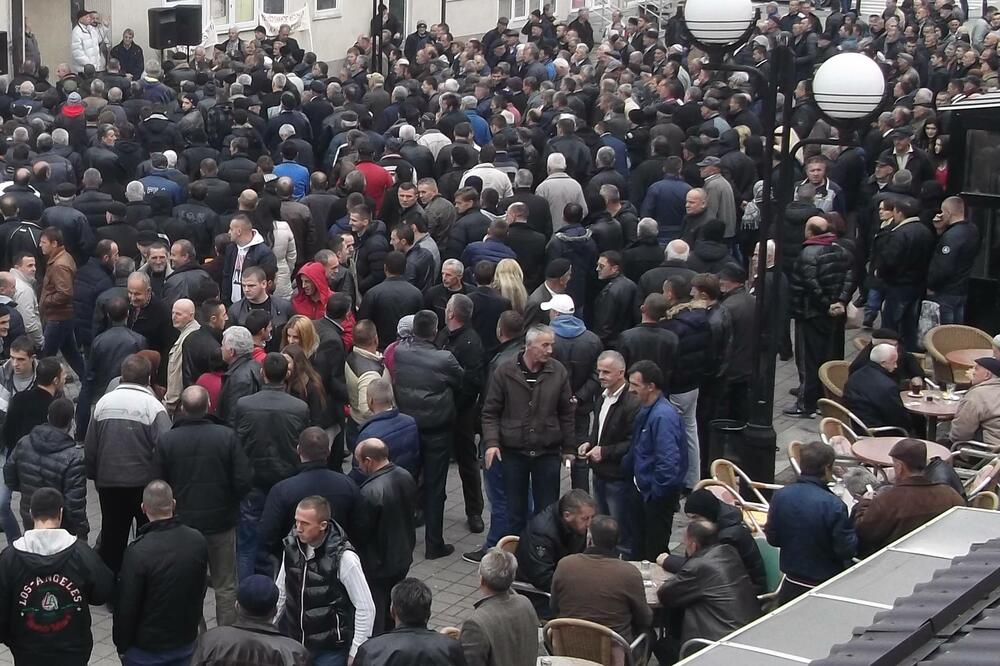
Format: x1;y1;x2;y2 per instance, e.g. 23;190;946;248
282;343;326;426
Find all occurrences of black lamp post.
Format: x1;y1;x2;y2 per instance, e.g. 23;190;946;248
680;2;889;483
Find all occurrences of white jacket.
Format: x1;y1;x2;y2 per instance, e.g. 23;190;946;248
70;24;105;73
11;269;42;349
271;220;297;300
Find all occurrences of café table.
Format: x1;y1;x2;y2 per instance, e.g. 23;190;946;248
628;560;673;608
538;657;602;665
851;436;952;467
945;349;988;384
899;389;960;440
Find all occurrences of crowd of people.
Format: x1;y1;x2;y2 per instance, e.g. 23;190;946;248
0;0;990;662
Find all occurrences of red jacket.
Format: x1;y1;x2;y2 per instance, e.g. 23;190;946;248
291;261;332;319
356;160;393;215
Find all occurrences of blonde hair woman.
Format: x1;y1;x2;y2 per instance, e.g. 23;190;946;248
281;315;319;358
492;258;528;313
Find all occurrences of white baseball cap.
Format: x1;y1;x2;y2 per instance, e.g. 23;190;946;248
541;294;575;315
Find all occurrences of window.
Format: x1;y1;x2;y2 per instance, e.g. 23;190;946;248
207;0;283;29
498;0;541;22
315;0;338;11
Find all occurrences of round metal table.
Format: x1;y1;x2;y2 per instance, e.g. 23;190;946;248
899;390;960;440
945;349;989;385
851;436;952;467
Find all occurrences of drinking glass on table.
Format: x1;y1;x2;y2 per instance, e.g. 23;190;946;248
641;560;652;586
909;377;923;396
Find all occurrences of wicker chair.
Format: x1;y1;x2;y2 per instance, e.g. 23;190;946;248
543;618;650;666
965;458;1000;498
970;491;1000;510
497;535;519;554
818;360;851;402
693;479;765;533
924;325;993;385
787;441;803;475
816;399;908;438
819;417;859;445
497;535;551;603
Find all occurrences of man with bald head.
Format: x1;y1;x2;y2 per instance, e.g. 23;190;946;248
154;385;252;626
166;298;201;412
301;171;340;231
276;176;317;266
927;196;981;325
639;238;695;297
355;436;418;634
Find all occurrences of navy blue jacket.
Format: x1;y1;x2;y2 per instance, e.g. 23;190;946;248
356;408;420;477
641;175;692;245
625;395;686;500
460;239;517;281
254;461;360;577
765;475;857;585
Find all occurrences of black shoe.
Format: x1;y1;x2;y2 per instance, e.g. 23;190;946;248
462;548;487;564
779;353;793;362
782;406;816;418
467;515;485;534
414;510;424;528
862;317;876;330
425;544;455;560
788;387;800;397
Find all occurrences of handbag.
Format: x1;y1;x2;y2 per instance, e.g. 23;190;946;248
917;300;941;349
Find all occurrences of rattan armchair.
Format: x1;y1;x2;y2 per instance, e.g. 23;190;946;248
818;360;851;402
924;324;993;385
543;618;651;666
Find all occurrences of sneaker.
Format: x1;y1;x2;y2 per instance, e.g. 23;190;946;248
467;515;485;534
425;544;455;560
462;548;487;564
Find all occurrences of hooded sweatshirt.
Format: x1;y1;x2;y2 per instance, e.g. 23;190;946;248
291;261;333;319
550;314;588;339
231;230;268;303
0;529;114;666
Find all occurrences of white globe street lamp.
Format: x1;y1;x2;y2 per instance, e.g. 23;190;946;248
812;52;887;120
683;0;755;46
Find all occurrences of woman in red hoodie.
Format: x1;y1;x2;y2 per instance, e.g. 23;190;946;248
290;260;355;347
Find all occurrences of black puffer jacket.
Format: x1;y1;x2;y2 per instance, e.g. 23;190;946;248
137;114;184;153
218;153;257;197
873;217;936;288
393;339;462;430
780;201;823;272
514;502;587;591
789;233;854;320
5;425;89;537
233;384;309;491
154;416;253;534
660;301;714;393
113;518;208;654
686;240;732;274
278;522;356;651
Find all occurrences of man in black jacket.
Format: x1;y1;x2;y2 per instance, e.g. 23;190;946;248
717;264;756;423
436;293;486;533
358;251;423;350
355;437;418;635
504;202;546;291
255;427;359;578
926;196;981;325
874;198;935;352
786;217;854;417
354;578;466;664
113;481;209;664
591;251;641;348
351;205;390;295
394;310;463;559
844;343;911;431
577;351;639;554
617;293;679;385
154;385;252;627
0;489;113;666
190;575;310;665
515;489;594;593
232;352;308;581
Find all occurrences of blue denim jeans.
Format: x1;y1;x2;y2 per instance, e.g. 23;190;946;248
932;293;966;325
311;649;348;666
123;642;195;666
593;476;629;556
882;285;923;352
503;450;560;538
483;457;507;549
237;488;266;581
865;288;884;322
41;319;85;379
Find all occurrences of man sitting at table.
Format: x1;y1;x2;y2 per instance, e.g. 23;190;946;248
765;442;857;604
852;438;965;557
849;328;925;388
653;519;760;664
661;489;767;595
514;489;595;594
949;357;1000;448
843;343;911;431
550;515;653;645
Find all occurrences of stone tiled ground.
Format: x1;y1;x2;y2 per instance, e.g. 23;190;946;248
0;327;859;664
